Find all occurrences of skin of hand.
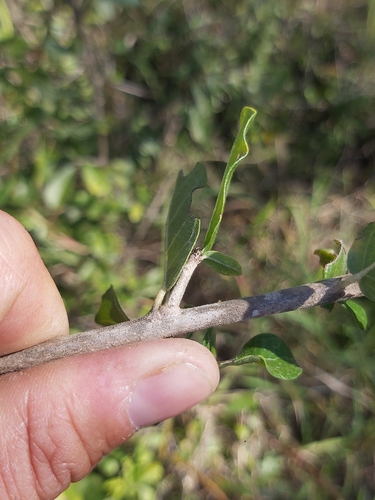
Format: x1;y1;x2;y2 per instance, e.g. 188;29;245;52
0;210;220;499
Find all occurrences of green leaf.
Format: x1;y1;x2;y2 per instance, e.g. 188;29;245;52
202;328;217;356
314;240;347;278
347;222;375;301
315;240;348;311
341;300;368;330
95;285;130;326
81;165;111;197
323;240;347;278
221;333;302;380
202;107;257;253
0;0;14;41
314;248;337;267
203;251;242;276
315;241;368;326
42;164;76;210
163;162;207;291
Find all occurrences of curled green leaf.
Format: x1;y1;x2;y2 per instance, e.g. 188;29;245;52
314;248;338;268
202;107;257;253
314;240;347;279
95;285;130;326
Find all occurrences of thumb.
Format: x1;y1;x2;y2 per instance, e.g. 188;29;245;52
0;339;219;499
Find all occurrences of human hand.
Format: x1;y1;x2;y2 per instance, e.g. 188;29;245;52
0;211;219;499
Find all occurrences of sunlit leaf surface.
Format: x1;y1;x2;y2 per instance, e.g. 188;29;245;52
341;300;368;330
222;333;302;380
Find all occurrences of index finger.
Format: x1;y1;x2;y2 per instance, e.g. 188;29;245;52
0;211;69;355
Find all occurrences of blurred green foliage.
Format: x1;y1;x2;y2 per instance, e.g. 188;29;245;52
1;0;375;498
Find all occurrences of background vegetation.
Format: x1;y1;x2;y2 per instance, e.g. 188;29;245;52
1;0;375;498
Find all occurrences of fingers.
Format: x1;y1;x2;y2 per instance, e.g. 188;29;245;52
0;211;69;354
0;211;220;499
0;339;220;499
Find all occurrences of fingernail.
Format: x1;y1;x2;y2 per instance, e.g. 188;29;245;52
127;363;214;429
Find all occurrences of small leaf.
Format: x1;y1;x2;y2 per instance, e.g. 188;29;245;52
347;222;375;301
81;165;111;197
202;107;257;252
0;0;14;41
314;248;338;267
95;285;130;326
202;328;217;356
341;300;368;330
42;164;76;210
314;241;369;324
315;240;348;311
221;333;302;380
203;251;242;276
323;240;347;278
163;162;207;291
314;240;347;278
